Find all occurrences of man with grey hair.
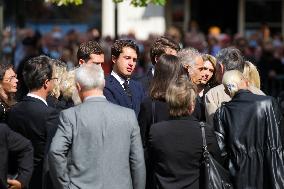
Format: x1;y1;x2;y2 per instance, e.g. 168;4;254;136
48;64;146;189
205;47;264;125
177;47;207;121
178;47;204;93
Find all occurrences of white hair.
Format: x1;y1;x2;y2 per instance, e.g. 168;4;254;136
222;70;244;97
75;64;105;91
177;47;201;68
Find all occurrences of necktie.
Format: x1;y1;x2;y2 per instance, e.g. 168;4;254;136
123;80;132;98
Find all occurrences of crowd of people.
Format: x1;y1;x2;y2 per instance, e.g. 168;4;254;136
1;28;284;189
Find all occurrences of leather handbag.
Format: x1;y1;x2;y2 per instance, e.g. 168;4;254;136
200;122;233;189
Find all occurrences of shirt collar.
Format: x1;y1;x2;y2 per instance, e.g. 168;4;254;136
84;95;106;102
111;71;129;87
27;93;48;106
151;67;155;76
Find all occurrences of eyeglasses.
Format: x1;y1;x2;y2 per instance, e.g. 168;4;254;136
50;77;59;81
3;74;17;82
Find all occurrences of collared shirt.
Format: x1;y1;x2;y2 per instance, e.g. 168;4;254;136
27;93;48;106
111;71;128;89
151;67;155;76
84;95;106;102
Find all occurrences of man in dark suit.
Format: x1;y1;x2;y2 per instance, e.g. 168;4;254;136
104;39;145;116
0;123;33;189
136;36;180;94
7;55;59;189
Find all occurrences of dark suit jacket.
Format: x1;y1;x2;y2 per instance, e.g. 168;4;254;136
7;96;59;189
0;123;33;189
136;69;153;95
138;97;169;147
148;116;221;189
104;75;145;116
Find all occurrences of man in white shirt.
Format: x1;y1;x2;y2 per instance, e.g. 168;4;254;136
104;39;145;116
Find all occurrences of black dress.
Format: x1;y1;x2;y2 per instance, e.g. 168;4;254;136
149;115;221;189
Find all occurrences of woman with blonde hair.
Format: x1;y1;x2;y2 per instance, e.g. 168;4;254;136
202;54;218;89
47;59;76;111
243;61;261;89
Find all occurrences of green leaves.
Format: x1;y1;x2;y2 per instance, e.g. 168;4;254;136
46;0;166;7
113;0;166;7
45;0;83;6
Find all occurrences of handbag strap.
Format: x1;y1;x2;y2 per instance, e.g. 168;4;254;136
151;100;156;124
200;122;209;157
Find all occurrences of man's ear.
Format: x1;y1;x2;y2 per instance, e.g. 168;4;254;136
78;59;85;66
112;55;117;64
220;63;225;75
43;79;49;89
154;55;159;65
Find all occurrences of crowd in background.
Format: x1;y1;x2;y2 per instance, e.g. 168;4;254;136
2;22;284;96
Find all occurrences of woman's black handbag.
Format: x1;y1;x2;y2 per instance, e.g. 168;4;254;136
200;122;233;189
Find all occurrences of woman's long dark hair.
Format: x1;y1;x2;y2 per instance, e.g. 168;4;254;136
0;63;16;106
149;54;188;101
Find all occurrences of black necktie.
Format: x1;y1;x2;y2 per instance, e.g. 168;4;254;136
123;81;132;98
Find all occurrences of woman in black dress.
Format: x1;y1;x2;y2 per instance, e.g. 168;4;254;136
149;76;221;189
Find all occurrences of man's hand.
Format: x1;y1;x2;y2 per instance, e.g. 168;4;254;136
7;179;22;189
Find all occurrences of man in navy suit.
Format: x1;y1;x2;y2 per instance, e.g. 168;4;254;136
104;39;145;116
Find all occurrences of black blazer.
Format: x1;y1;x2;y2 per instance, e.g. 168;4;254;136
138;97;169;147
0;123;33;189
148;116;221;189
7;96;59;189
104;75;145;116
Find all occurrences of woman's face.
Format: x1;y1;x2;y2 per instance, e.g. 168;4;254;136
1;68;18;94
201;60;214;84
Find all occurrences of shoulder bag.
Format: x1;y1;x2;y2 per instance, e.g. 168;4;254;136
200;122;233;189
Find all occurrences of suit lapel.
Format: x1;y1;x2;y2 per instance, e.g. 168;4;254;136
109;75;133;108
109;75;126;96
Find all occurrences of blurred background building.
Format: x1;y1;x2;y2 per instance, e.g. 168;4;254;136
1;0;283;38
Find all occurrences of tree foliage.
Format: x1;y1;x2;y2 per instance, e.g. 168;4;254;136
45;0;83;6
113;0;166;7
45;0;166;6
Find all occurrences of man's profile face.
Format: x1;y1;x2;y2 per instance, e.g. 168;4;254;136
80;53;104;66
189;56;204;85
113;47;137;78
215;63;223;84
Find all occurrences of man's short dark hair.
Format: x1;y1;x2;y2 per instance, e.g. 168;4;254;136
111;39;139;59
77;40;104;61
150;36;180;65
23;55;53;90
216;47;245;72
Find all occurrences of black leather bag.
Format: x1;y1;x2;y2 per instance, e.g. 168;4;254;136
200;122;233;189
